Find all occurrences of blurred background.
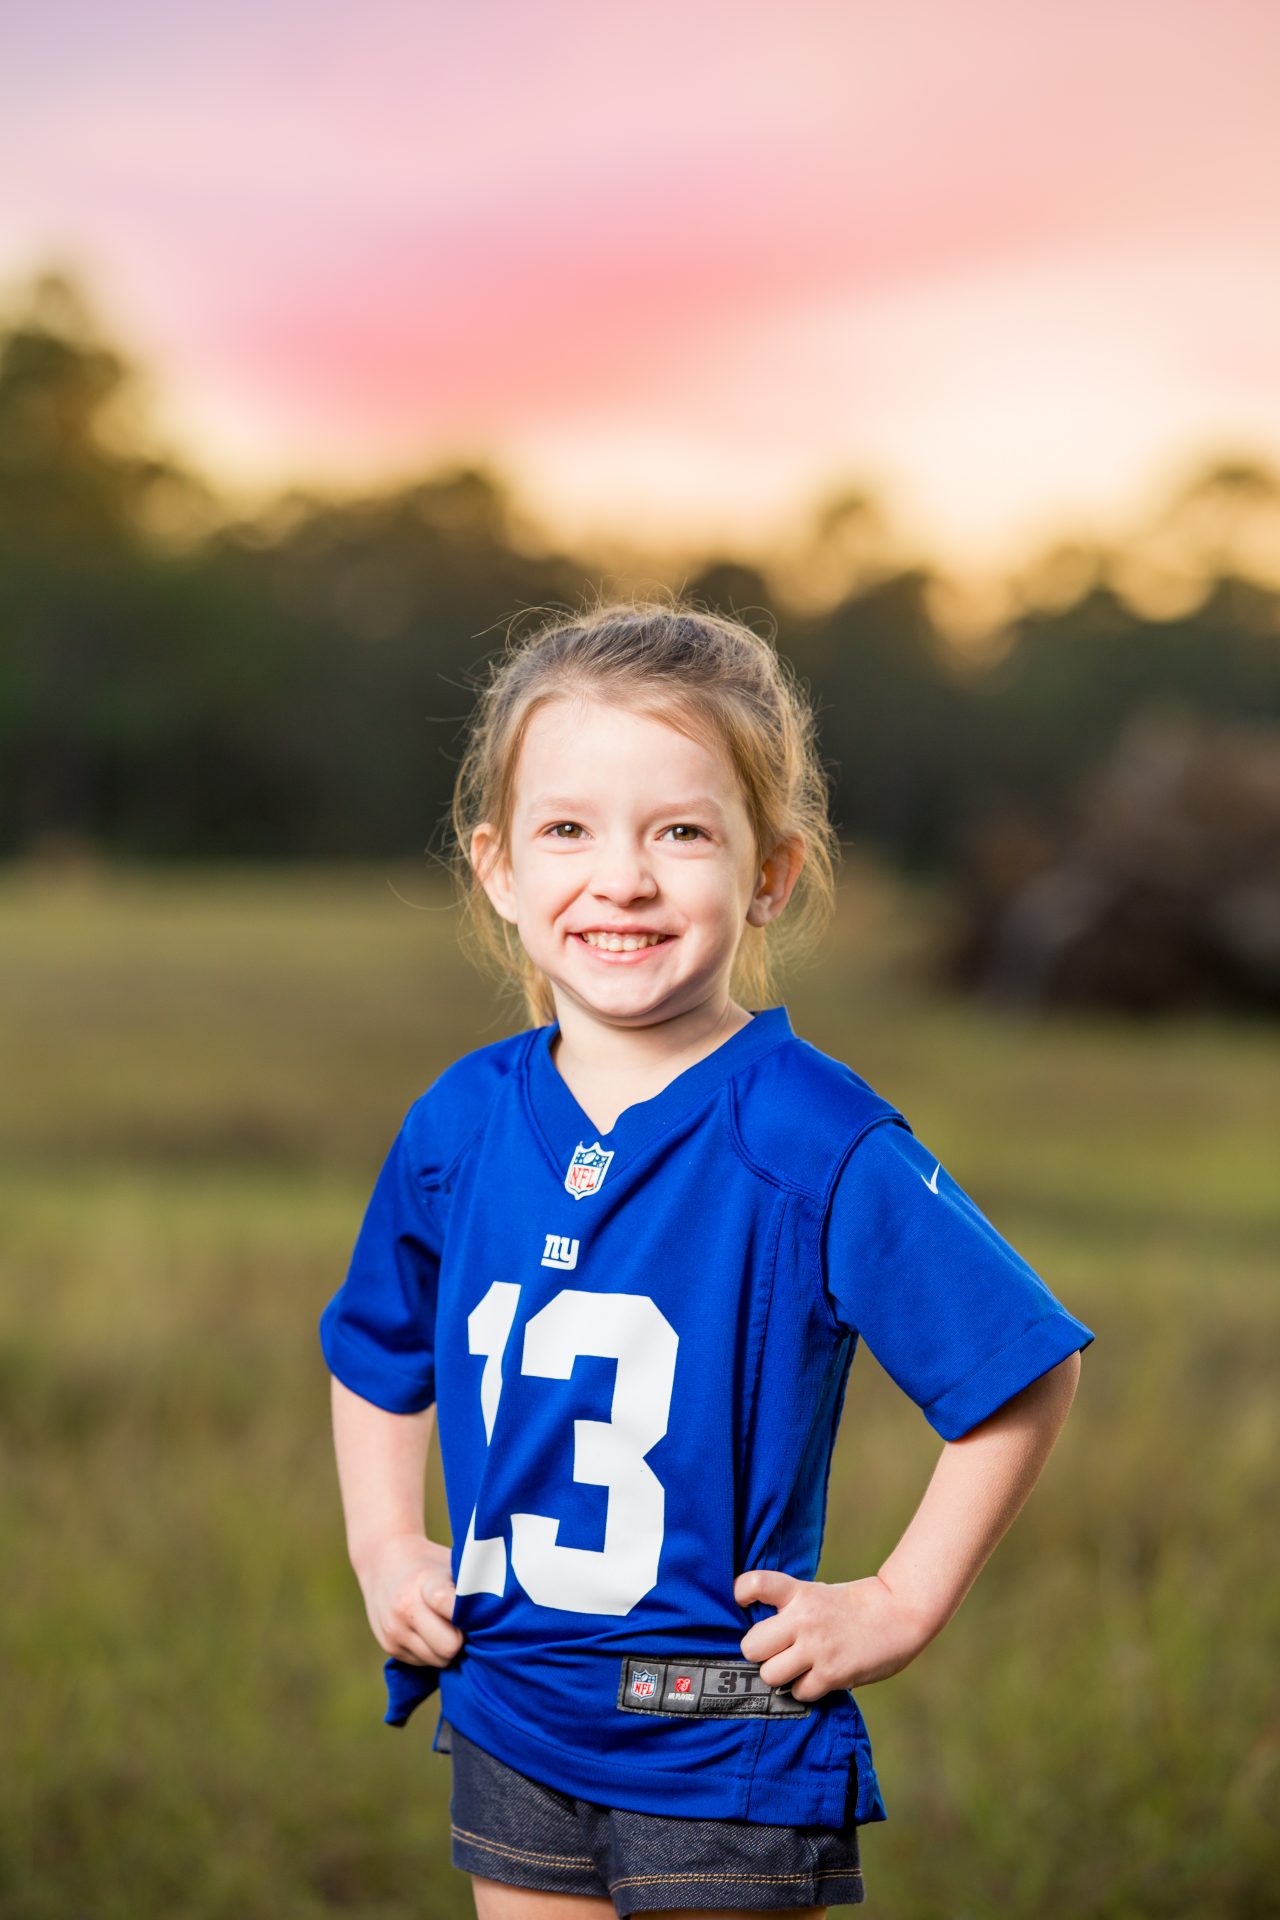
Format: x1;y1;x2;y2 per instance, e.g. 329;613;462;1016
2;4;1277;1916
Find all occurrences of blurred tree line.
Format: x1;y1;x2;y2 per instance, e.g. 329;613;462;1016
2;268;1278;874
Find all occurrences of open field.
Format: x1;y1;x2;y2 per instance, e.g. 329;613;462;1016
1;860;1277;1919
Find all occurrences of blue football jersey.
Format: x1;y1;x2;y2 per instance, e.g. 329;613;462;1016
319;1005;1094;1827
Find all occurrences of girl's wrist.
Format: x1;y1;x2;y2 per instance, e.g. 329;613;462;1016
872;1568;951;1653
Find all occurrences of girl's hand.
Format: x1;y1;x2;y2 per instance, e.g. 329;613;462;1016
733;1568;931;1700
355;1531;463;1670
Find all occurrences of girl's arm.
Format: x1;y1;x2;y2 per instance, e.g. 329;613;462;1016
329;1374;461;1669
876;1346;1081;1647
736;1350;1082;1696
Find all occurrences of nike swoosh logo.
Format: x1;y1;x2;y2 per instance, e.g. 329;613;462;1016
922;1162;941;1193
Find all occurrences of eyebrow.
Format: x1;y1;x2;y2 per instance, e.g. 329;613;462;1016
524;794;729;820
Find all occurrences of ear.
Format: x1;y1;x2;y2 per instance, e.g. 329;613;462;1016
746;836;806;929
470;822;518;925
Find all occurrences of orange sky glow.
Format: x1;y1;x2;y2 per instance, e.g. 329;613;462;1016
3;0;1279;578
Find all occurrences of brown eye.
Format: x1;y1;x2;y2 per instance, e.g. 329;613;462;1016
548;822;584;839
664;825;703;841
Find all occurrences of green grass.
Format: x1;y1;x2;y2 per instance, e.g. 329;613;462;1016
1;859;1276;1918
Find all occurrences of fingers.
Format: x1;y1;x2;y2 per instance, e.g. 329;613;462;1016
388;1623;450;1667
756;1645;813;1692
424;1576;457;1623
735;1567;799;1664
416;1584;463;1662
738;1569;804;1676
733;1569;832;1698
382;1576;462;1665
738;1608;794;1664
385;1612;462;1666
738;1613;819;1696
734;1567;798;1611
777;1667;825;1703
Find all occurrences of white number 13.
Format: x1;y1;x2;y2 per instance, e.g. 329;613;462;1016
454;1281;678;1616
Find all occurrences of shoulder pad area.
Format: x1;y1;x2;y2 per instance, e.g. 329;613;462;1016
729;1034;908;1202
401;1025;534;1186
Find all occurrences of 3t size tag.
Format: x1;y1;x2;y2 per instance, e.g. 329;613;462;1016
617;1655;810;1718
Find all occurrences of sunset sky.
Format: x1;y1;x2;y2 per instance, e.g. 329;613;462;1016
3;0;1278;573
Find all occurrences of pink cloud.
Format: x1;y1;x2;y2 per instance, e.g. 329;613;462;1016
2;0;1277;505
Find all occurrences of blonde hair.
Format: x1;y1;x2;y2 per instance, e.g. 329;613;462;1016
447;593;840;1028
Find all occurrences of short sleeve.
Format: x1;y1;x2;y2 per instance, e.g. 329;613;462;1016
822;1118;1094;1441
318;1107;445;1414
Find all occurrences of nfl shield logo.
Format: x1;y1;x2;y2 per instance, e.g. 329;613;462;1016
565;1140;614;1200
630;1668;657;1699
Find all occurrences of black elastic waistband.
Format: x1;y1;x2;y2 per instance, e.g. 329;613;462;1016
617;1654;809;1718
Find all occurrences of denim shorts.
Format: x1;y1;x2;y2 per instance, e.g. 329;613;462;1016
440;1719;865;1914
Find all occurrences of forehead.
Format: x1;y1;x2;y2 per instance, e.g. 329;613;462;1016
515;698;736;803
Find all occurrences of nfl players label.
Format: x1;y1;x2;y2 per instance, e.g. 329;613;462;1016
618;1655;809;1717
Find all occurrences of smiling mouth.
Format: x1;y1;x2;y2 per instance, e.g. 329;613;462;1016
577;931;672;952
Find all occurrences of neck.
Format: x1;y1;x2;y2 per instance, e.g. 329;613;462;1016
550;996;753;1085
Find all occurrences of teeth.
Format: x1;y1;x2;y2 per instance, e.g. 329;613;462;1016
581;931;667;952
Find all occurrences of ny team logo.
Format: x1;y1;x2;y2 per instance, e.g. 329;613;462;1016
629;1668;658;1699
564;1140;614;1200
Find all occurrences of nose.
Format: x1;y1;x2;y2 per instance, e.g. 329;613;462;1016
589;836;658;903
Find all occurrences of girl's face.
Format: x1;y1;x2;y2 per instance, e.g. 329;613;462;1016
472;696;801;1036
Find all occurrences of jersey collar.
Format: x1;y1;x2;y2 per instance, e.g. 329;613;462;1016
526;1004;794;1167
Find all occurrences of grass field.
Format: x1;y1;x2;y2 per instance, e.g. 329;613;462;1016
1;860;1276;1919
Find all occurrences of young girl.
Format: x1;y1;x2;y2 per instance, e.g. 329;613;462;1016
319;600;1094;1919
